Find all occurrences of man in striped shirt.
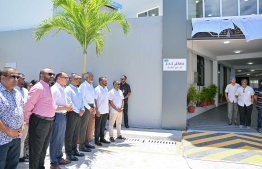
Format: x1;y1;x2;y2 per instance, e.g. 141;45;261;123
254;80;262;133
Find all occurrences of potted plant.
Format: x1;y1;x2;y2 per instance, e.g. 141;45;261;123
187;84;199;113
209;84;218;105
200;87;209;107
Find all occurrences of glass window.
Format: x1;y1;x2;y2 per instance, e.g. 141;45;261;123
148;8;159;17
222;0;238;16
188;0;203;19
223;67;227;86
205;0;220;17
197;55;205;86
260;0;262;14
240;0;257;16
138;12;147;17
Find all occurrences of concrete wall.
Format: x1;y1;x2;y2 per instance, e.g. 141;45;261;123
0;0;53;31
0;16;163;128
115;0;163;18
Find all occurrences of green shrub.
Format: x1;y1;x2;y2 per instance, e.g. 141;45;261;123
187;84;199;106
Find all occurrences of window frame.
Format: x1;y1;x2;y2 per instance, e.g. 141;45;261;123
197;55;205;86
137;6;160;18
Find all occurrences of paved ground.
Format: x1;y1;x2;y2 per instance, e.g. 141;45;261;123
188;103;259;133
182;131;262;166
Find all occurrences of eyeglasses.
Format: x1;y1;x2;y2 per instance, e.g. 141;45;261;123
4;74;19;79
44;73;55;77
121;78;125;80
60;77;69;80
117;84;120;86
28;85;33;87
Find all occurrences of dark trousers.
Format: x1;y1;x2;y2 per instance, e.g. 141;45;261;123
239;104;253;126
257;107;262;129
29;114;53;169
65;111;81;155
50;114;67;167
0;138;21;169
79;108;93;149
95;113;108;141
123;104;128;125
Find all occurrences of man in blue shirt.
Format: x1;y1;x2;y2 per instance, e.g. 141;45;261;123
0;67;24;169
254;80;262;133
65;73;85;161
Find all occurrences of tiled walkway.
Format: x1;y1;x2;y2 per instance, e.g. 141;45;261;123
187;103;260;133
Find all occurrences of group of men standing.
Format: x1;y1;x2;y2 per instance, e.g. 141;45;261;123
0;67;131;169
225;76;262;131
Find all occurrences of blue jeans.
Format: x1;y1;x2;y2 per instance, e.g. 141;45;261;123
257;107;262;129
49;114;67;167
0;138;21;169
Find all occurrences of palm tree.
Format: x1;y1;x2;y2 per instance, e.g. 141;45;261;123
34;0;131;73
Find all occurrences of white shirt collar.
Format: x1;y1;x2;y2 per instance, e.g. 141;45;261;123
55;82;64;89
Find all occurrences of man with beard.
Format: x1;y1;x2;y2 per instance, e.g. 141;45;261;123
50;72;72;168
24;68;56;169
15;73;29;162
0;67;24;169
94;77;110;146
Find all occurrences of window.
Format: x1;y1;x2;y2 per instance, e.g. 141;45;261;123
188;0;203;19
197;55;205;86
240;0;257;16
222;0;238;16
223;67;227;86
205;0;220;17
137;7;159;17
260;0;262;14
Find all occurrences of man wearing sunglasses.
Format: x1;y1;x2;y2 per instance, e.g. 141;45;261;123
64;73;85;161
235;79;254;129
0;67;24;169
24;68;56;169
50;72;72;168
15;73;30;163
109;81;125;142
120;75;131;128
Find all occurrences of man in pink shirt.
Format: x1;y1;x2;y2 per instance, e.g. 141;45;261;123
24;68;56;169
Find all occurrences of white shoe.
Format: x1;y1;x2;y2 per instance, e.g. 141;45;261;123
247;126;251;129
239;125;244;128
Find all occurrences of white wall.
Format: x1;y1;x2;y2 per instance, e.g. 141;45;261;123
0;17;163;128
0;0;53;32
115;0;163;18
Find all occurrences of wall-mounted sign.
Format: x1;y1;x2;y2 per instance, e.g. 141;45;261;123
163;59;186;71
5;62;17;69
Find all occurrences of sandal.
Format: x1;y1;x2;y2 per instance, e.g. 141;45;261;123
117;135;126;140
110;137;115;142
257;129;262;133
234;121;239;126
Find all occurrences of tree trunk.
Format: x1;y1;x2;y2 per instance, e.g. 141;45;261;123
82;51;87;74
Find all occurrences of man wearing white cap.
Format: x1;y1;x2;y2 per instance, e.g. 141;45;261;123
225;76;240;125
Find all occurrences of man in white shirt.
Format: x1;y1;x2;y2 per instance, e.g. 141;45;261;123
94;77;110;146
108;81;125;142
235;79;254;129
79;72;96;152
50;72;72;169
225;76;240;125
15;73;29;162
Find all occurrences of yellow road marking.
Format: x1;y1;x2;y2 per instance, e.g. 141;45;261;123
202;146;261;160
182;131;193;134
185;139;262;155
183;133;262;147
241;155;262;164
183;132;215;140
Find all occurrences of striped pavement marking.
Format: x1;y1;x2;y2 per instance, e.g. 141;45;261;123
241;155;262;164
182;131;262;164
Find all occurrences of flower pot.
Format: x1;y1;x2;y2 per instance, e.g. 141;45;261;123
211;100;215;105
188;106;195;113
223;98;226;102
199;102;203;107
207;101;211;106
219;100;221;103
203;101;208;107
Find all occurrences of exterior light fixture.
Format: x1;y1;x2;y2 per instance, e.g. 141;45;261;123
196;1;199;3
235;51;241;54
208;14;212;17
248;62;253;65
251;70;255;72
247;74;250;75
224;41;230;44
